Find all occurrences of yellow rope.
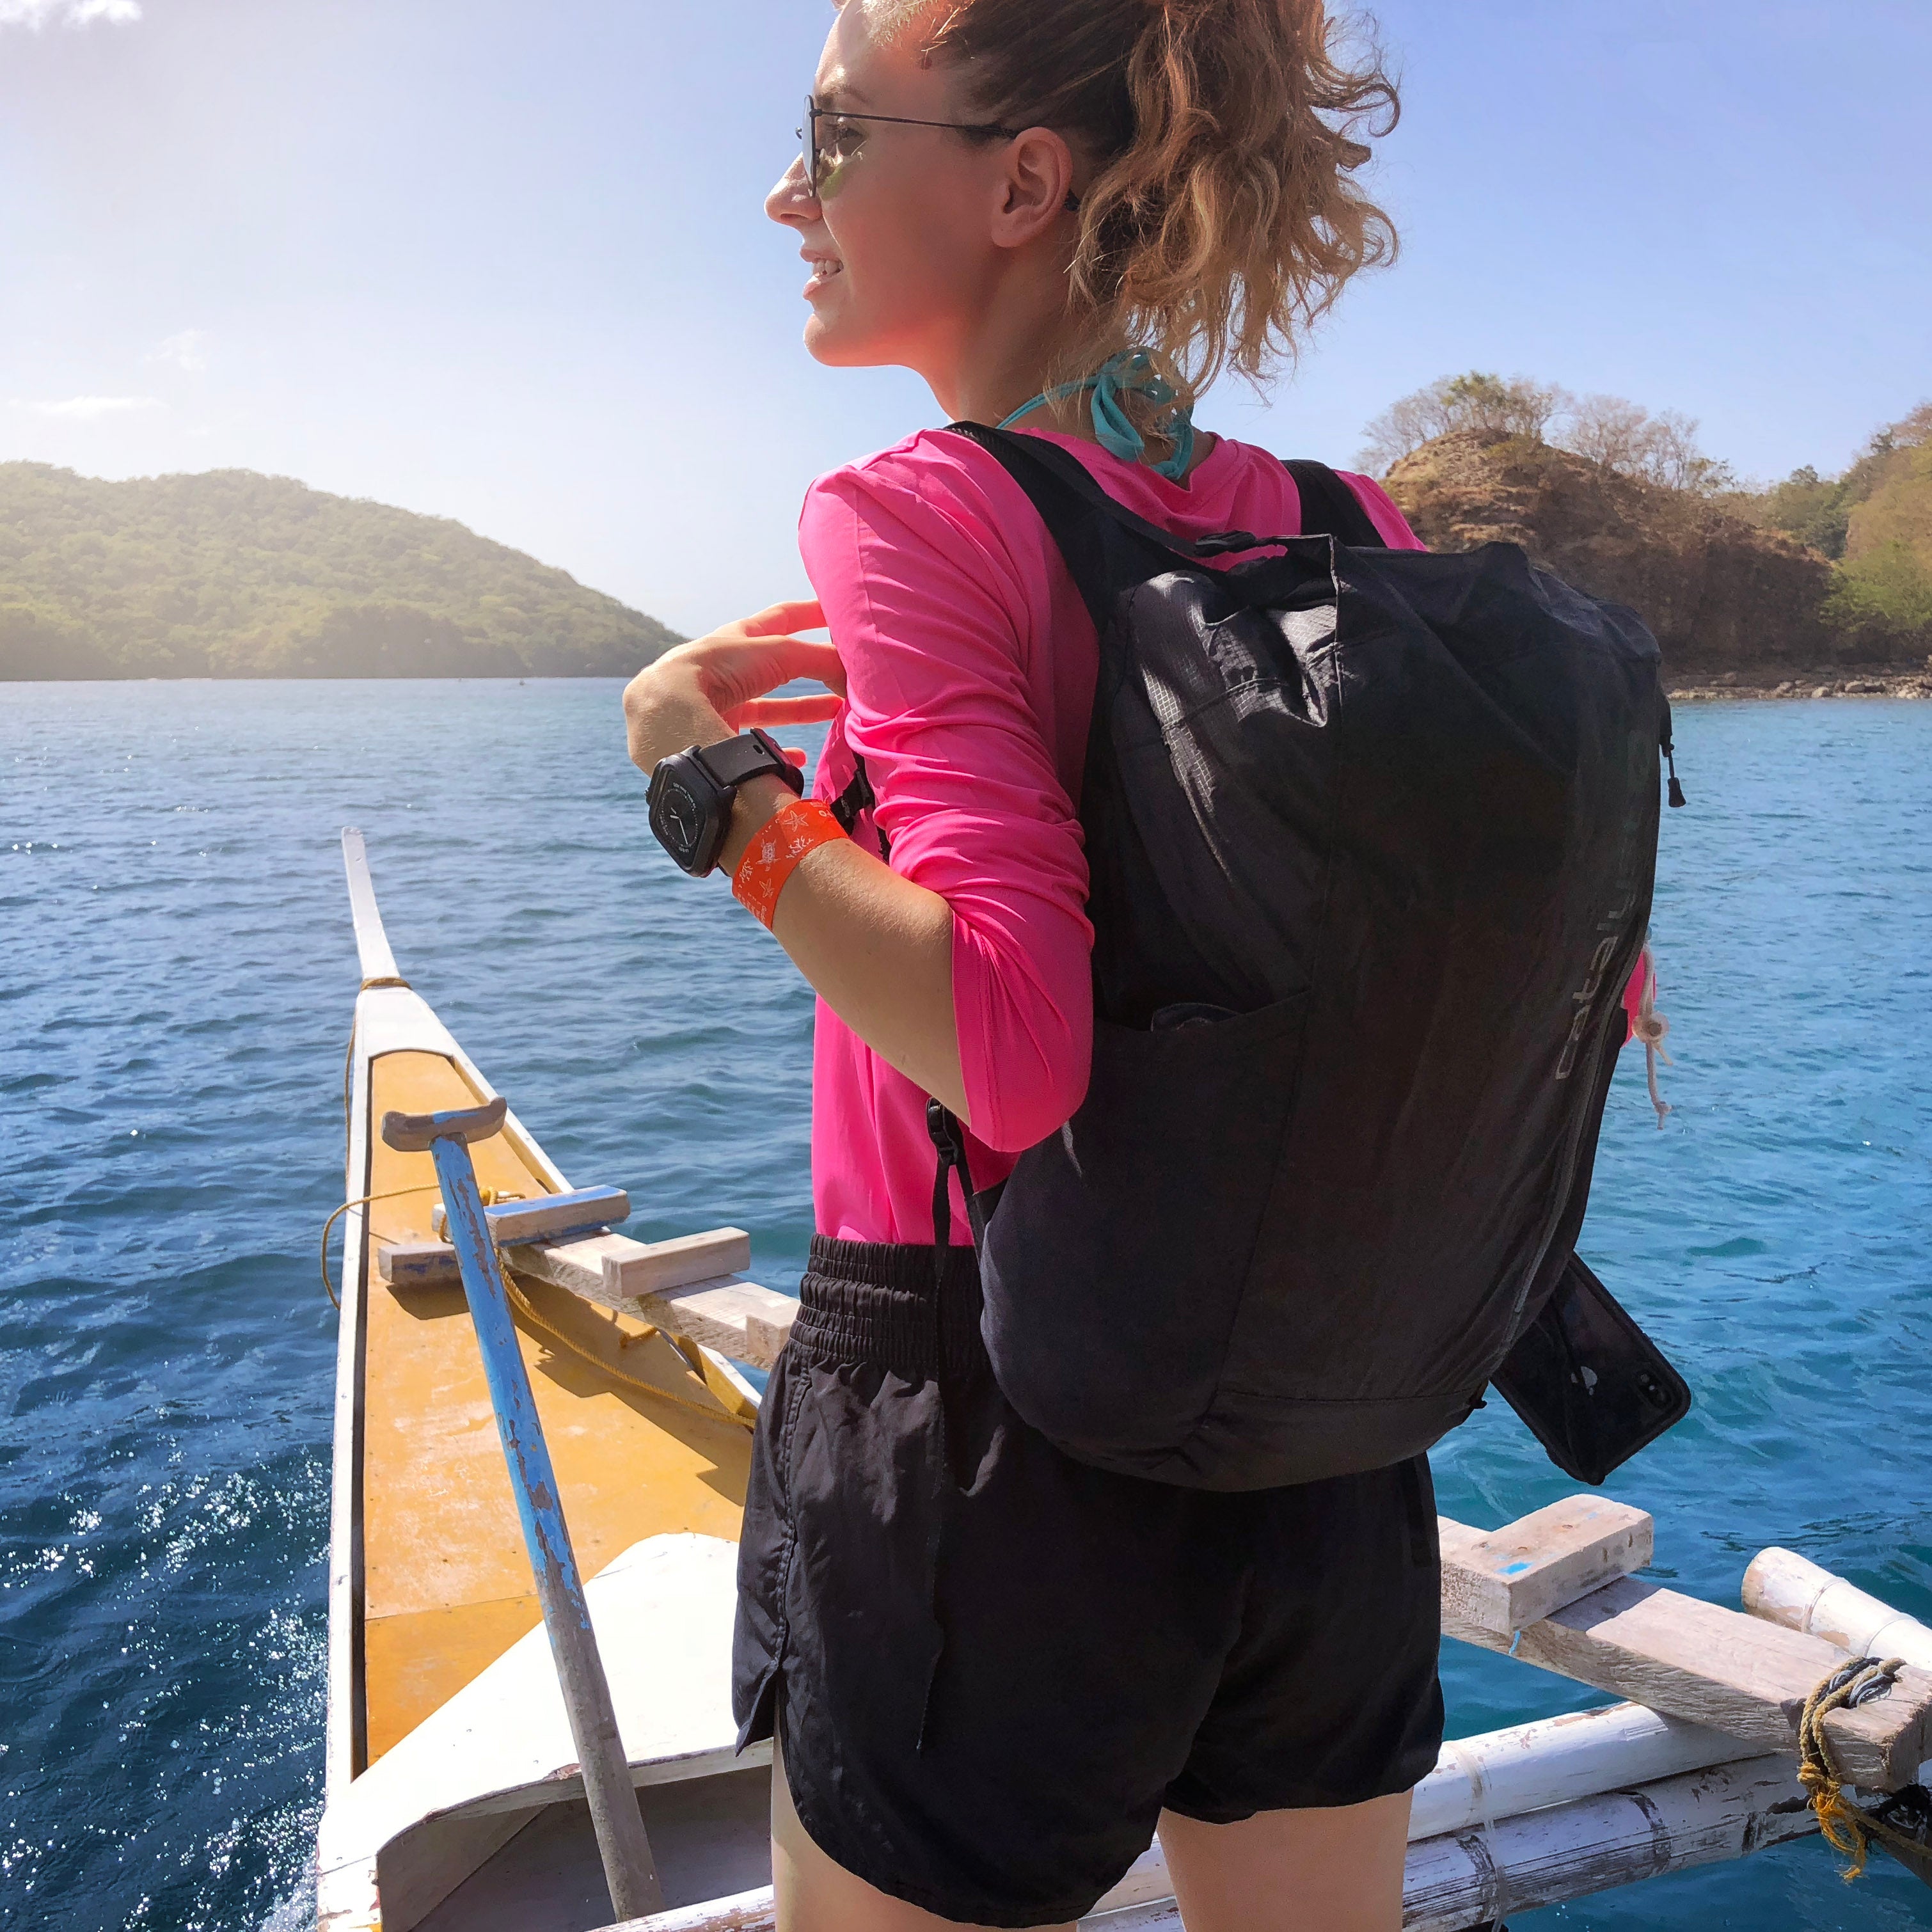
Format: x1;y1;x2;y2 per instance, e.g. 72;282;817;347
319;1184;442;1308
500;1272;756;1429
1797;1655;1912;1880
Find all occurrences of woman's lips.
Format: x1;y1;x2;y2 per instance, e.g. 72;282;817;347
802;255;844;299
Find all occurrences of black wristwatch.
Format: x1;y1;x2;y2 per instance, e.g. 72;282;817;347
647;727;805;876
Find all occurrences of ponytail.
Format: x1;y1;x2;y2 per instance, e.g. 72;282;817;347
910;0;1399;409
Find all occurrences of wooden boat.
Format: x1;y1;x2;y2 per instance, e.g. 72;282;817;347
315;830;1932;1932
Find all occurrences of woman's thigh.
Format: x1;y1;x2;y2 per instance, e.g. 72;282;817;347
1157;1791;1412;1932
771;1742;1077;1932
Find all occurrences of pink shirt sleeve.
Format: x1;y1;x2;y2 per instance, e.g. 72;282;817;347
800;459;1095;1154
1336;470;1428;550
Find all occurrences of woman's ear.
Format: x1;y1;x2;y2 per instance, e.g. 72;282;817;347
991;127;1078;249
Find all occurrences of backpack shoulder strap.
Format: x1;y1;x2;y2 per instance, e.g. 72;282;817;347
944;421;1321;630
1280;459;1389;550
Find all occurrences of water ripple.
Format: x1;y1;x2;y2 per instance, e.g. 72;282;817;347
2;683;1928;1928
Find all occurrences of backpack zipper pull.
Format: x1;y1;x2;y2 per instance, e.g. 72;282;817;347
1660;709;1688;808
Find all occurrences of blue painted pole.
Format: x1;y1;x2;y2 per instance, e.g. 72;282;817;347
383;1098;663;1920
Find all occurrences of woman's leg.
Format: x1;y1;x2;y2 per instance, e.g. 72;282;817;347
1157;1791;1412;1932
772;1741;1078;1932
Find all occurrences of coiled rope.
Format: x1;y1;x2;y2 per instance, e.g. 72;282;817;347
1796;1654;1930;1881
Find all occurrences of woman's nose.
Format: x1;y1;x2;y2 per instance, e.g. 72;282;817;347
766;154;819;228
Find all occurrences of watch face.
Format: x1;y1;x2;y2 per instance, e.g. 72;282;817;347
652;776;702;858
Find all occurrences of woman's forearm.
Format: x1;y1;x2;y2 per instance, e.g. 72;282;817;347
622;629;969;1122
723;773;969;1121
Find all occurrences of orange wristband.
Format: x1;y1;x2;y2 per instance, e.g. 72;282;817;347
731;797;846;929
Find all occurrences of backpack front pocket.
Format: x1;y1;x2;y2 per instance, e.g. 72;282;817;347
978;991;1307;1477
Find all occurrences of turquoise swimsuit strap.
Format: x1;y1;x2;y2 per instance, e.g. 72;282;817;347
997;350;1196;482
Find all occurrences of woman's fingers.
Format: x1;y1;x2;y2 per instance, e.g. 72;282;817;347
736;598;827;638
733;694;846;726
659;621;848;715
764;637;847;696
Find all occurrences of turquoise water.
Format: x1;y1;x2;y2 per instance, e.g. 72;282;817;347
1;679;1928;1931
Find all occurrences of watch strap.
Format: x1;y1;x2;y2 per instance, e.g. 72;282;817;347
695;727;805;796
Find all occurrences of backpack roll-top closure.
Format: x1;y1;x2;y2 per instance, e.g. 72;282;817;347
938;425;1672;1492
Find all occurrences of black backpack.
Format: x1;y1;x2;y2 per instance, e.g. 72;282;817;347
917;423;1687;1492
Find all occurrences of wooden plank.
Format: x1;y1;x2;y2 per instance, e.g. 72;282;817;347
1458;1571;1932;1791
1439;1497;1654;1637
629;1279;796;1371
510;1230;796;1370
507;1229;750;1304
379;1223;788;1366
432;1186;631;1246
379;1240;462;1288
383;1226;748;1299
601;1230;753;1299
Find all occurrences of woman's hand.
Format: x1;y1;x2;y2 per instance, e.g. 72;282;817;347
622;599;846;776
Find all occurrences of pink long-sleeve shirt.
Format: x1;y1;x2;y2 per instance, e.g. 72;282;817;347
799;427;1423;1246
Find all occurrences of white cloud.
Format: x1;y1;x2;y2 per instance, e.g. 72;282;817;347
149;329;209;374
30;395;164;420
0;0;141;25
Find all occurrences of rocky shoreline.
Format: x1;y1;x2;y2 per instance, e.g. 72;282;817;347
1667;664;1932;701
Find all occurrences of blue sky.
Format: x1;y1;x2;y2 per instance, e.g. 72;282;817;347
2;0;1927;635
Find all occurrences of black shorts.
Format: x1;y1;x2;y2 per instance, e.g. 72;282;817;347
733;1237;1444;1929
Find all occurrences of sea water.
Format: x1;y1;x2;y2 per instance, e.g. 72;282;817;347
1;680;1927;1931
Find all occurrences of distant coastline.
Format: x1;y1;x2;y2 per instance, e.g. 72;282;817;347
10;387;1929;686
0;463;681;681
1667;667;1931;701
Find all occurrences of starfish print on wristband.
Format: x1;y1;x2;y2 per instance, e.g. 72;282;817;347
732;797;848;928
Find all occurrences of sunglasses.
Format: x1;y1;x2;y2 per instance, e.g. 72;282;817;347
797;96;1022;195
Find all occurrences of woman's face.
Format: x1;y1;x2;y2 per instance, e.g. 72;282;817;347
765;4;1033;377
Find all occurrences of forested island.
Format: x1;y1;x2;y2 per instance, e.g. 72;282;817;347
1367;379;1932;698
0;463;681;680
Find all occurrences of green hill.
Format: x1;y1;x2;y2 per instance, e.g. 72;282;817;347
0;463;683;679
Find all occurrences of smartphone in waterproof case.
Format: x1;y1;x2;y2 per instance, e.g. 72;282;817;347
1491;1253;1692;1485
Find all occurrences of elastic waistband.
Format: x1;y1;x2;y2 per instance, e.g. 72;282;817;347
793;1235;985;1379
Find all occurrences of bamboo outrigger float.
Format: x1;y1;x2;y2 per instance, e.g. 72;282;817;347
315;831;1932;1931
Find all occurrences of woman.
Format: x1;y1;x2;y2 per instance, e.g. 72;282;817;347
622;3;1435;1926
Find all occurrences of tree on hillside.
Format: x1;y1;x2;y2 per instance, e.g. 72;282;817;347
1825;403;1932;651
1557;396;1736;495
1744;402;1932;561
1358;372;1566;473
1358;371;1732;495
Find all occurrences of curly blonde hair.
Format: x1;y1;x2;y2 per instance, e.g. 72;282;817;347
887;0;1399;417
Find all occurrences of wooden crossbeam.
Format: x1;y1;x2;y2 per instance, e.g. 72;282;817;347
1442;1515;1932;1791
376;1218;798;1372
430;1185;631;1246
